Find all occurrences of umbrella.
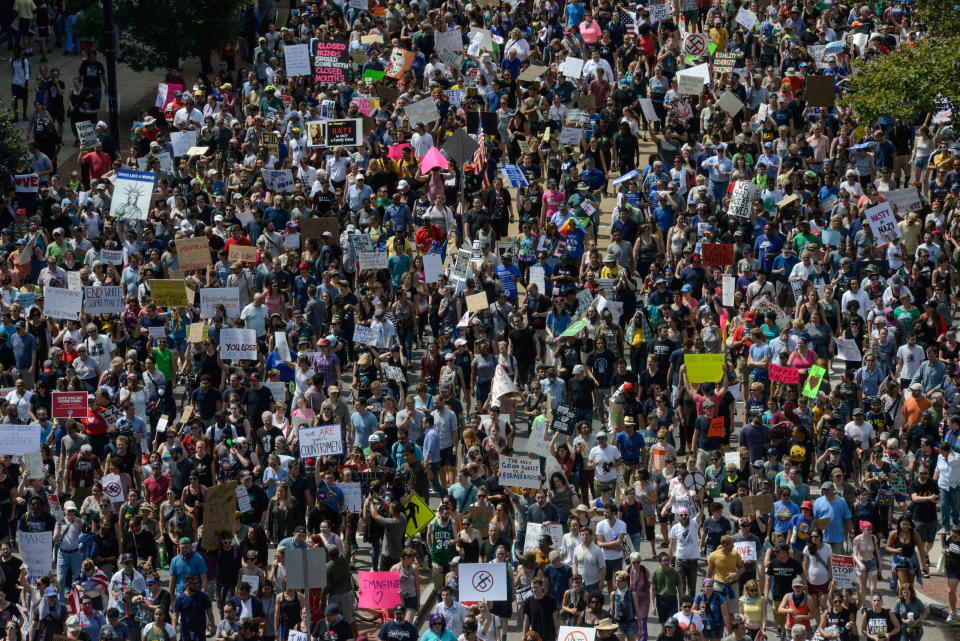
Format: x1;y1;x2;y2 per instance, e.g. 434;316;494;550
420;146;449;172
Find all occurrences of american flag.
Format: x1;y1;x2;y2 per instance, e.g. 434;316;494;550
617;6;638;34
466;126;490;190
69;567;111;613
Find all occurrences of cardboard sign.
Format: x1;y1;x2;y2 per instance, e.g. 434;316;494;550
52;392;89;419
83;285;124;316
831;554;855;588
740;494;774;515
201;481;238;549
677;73;705;95
807;75;836;108
802;364;827;398
466;292;489;314
716;91;744;116
298;424;343;457
220;328;258;361
459;563;508;602
228;245;258;263
884;187;923;213
499;455;542;489
701;243;734;266
357;571;402;610
340;482;362;513
768;364;800;384
175;237;212;271
550;402;578;435
150;280;188;307
312;40;350;83
685;354;724;384
187;322;208;343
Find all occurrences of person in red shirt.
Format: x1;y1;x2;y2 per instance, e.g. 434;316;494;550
79;144;111;186
143;462;171;511
414;219;443;255
223;224;252;255
82;395;109;458
65;444;103;505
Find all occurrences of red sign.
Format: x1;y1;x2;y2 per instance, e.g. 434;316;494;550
52;391;89;419
768;364;800;384
701;243;735;266
707;416;725;438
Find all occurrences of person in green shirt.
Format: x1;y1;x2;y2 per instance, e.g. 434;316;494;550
388;242;411;289
45;227;74;265
152;336;179;383
791;220;821;253
651;553;683;623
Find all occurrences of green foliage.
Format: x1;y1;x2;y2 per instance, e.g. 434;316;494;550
0;105;30;194
842;36;960;127
73;5;108;50
74;0;241;72
841;0;960;127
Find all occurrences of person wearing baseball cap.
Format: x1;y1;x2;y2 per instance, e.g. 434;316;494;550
379;603;416;640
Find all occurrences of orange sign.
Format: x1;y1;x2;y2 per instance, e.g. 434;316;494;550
707;416;725;438
701;243;735;266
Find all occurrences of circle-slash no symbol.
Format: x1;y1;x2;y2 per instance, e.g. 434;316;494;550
472;571;494;592
565;632;590;641
684;34;706;56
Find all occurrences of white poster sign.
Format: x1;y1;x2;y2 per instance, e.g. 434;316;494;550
835;337;862;362
733;540;757;562
558;628;596;641
735;8;757;30
284;44;312;77
499;455;541;489
458;563;508;602
722;276;735;307
523;522;563;551
220;328;258;361
340;482;362;512
562;57;584;78
83;286;124;316
405;97;440;127
200;288;241;319
102;473;124;503
109;169;156;221
728;181;756;218
677;73;704;95
261;169;295;193
170;131;198;158
236;484;252;512
423;253;443;283
42;287;83;321
528;418;552;458
18;531;52;577
298;424;344;457
865;201;902;244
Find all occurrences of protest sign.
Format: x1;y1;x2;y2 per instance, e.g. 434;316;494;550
77;121;98;150
499;455;542;489
768;364;800;384
200;288;241;319
42;287;82;320
701;243;734;266
312;40;350;83
459;563;508;602
175;237;211;271
52;392;89;419
559;126;582;145
725;451;740;469
835;338;862;362
324;119;363;147
14;174;39;193
99;249;123;265
202;481;238;549
523;522;563;552
562;57;584;78
187;323;208;343
403;492;435;537
502;164;528;188
684;354;724;384
235;484;252;512
806;75;835;107
550;402;578;435
220;328;258;361
357;572;402;610
265;382;286;403
649;3;672;21
722;276;735;307
284;43;311;76
716;91;744;116
435;28;463;53
83;286;124;316
274;332;291;362
491;365;517;400
353;324;381;347
865;201;902;244
228;245;258;263
169;131;198;158
405;98;440;127
18;531;52;577
885;187;923;212
423;254;443;283
519;64;548;82
20;451;42;480
384;48;415;79
150;280;188;307
261;169;295;193
558;628;597;641
752;299;791;328
47;493;64;521
466;292;489;314
733;540;757;562
802;364;827;398
638;98;658;123
340;482;362;513
299;424;344;457
102;474;124;503
677;73;704;95
740;494;774;515
728;181;756;218
831;555;855;588
528;418;552;457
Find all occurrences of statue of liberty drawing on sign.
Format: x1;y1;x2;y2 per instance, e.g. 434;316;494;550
114;183;147;219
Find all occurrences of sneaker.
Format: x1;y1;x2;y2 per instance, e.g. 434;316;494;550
947;613;957;624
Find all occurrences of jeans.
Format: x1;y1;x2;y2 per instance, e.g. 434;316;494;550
677;557;699;597
629;532;645;554
428;462;444;497
576;408;593;424
655;595;678;623
57;548;82;596
215;581;236;616
710;180;729;203
941;485;960;529
399;329;414;360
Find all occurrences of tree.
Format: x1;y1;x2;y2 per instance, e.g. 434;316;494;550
75;0;240;72
841;0;960;127
0;105;30;194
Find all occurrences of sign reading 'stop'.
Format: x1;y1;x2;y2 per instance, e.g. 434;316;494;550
312;40;350;83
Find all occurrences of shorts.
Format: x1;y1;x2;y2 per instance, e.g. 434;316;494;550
594;477;617;495
916;520;938;543
618;620;639;636
658;503;675;524
605;558;623;578
439;446;455;467
914;155;929;169
11;84;26;100
402;594;419;612
857;557;878;576
808;581;830;595
948;567;960;582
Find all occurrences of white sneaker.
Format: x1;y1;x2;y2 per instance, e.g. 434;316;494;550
948;613;959;624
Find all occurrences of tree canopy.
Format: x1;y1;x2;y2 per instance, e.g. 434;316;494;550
0;106;30;194
842;0;960;127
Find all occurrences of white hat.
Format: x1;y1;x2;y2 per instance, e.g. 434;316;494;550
63;501;77;511
356;173;365;180
398;180;409;189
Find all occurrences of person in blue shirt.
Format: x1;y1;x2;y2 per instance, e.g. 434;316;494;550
702;143;734;202
770;245;799;286
168;538;208;597
772;486;801;535
565;0;585;28
615;417;646;471
812;481;853;551
277;525;309;550
378;605;419;641
292;263;318;310
753;223;784;272
385;192;413;233
172;573;215;641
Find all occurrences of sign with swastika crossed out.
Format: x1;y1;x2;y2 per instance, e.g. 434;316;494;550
459;563;507;601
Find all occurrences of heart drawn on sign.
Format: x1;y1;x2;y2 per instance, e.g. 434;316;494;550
807;375;820;390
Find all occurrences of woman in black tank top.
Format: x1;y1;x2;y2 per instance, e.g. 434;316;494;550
820;591;856;641
276;588;303;635
885;518;928;586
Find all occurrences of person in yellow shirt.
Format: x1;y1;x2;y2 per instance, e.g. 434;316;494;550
13;0;35;54
706;535;745;598
709;18;729;52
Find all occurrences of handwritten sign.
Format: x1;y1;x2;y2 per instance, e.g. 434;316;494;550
201;481;238;549
150;280;188;307
220;328;258;361
357;571;402;610
284;44;311;77
83;286;124;316
701;243;734;266
768;364;800;384
733;540;757;562
18;531;52;577
200;288;241;319
175;237;211;271
299;424;344;457
685;354;724;384
228;245;258;263
865;201;901;245
42;287;82;320
499;455;541;489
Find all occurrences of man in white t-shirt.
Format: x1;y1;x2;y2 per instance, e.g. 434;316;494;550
844;408;876;452
594;504;627;592
673;596;705;632
588;431;621;496
669;506;701;597
895;332;925;386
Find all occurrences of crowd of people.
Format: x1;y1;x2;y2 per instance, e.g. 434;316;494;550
5;0;960;641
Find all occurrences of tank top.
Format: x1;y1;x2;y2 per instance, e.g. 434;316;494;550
278;593;301;627
897;533;916;559
739;596;763;625
613;587;637;624
824;609;854;641
430;519;456;566
785;592;811;629
458;534;480;563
